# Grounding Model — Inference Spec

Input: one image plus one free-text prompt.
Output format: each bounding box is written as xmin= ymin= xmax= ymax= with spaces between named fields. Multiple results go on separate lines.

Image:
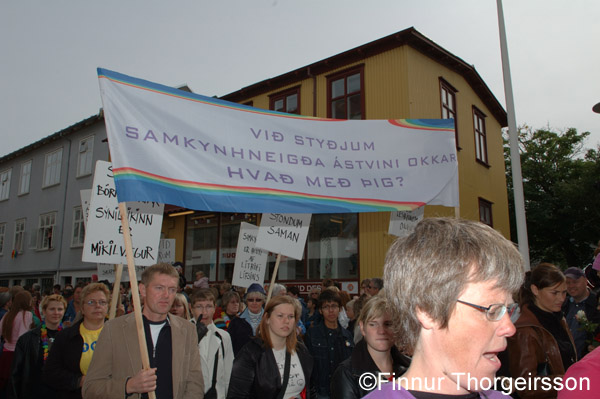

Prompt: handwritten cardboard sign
xmin=388 ymin=207 xmax=424 ymax=237
xmin=231 ymin=223 xmax=269 ymax=288
xmin=97 ymin=263 xmax=146 ymax=282
xmin=82 ymin=161 xmax=164 ymax=266
xmin=256 ymin=213 xmax=311 ymax=260
xmin=157 ymin=239 xmax=176 ymax=264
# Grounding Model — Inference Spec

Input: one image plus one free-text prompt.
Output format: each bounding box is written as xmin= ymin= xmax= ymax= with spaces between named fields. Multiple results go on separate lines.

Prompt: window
xmin=0 ymin=223 xmax=5 ymax=255
xmin=479 ymin=198 xmax=493 ymax=227
xmin=14 ymin=219 xmax=25 ymax=254
xmin=19 ymin=160 xmax=31 ymax=195
xmin=473 ymin=107 xmax=488 ymax=165
xmin=37 ymin=212 xmax=57 ymax=250
xmin=328 ymin=67 xmax=364 ymax=119
xmin=0 ymin=169 xmax=11 ymax=201
xmin=71 ymin=207 xmax=85 ymax=247
xmin=43 ymin=148 xmax=63 ymax=187
xmin=77 ymin=136 xmax=94 ymax=177
xmin=270 ymin=88 xmax=300 ymax=114
xmin=184 ymin=211 xmax=358 ymax=282
xmin=440 ymin=78 xmax=459 ymax=148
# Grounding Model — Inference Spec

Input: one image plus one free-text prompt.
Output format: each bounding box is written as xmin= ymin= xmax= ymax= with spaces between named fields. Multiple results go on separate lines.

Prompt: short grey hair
xmin=384 ymin=217 xmax=524 ymax=354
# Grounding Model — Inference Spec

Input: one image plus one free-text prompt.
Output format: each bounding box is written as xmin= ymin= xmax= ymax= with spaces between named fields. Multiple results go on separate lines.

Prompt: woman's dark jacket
xmin=330 ymin=339 xmax=411 ymax=399
xmin=7 ymin=326 xmax=58 ymax=399
xmin=227 ymin=337 xmax=317 ymax=399
xmin=42 ymin=319 xmax=85 ymax=399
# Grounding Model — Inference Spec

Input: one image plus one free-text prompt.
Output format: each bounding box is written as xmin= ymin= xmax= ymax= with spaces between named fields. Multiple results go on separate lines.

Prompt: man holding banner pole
xmin=83 ymin=263 xmax=203 ymax=399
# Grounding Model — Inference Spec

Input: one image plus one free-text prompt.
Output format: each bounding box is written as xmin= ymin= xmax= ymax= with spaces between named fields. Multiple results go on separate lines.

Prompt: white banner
xmin=82 ymin=161 xmax=165 ymax=265
xmin=231 ymin=222 xmax=269 ymax=288
xmin=98 ymin=68 xmax=458 ymax=214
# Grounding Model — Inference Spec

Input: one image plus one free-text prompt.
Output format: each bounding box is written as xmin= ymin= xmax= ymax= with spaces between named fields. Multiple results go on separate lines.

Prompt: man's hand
xmin=126 ymin=368 xmax=157 ymax=394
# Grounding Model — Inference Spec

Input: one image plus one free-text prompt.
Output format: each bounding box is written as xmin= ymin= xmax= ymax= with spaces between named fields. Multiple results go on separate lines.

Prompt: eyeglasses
xmin=85 ymin=299 xmax=108 ymax=307
xmin=247 ymin=298 xmax=263 ymax=303
xmin=321 ymin=304 xmax=340 ymax=311
xmin=456 ymin=299 xmax=519 ymax=321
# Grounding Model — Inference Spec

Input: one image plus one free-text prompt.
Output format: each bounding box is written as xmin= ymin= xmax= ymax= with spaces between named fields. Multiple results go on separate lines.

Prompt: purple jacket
xmin=364 ymin=382 xmax=507 ymax=399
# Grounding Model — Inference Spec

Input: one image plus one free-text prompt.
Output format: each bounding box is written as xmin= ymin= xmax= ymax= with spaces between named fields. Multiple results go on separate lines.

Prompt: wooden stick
xmin=266 ymin=253 xmax=282 ymax=303
xmin=108 ymin=263 xmax=123 ymax=320
xmin=118 ymin=202 xmax=156 ymax=399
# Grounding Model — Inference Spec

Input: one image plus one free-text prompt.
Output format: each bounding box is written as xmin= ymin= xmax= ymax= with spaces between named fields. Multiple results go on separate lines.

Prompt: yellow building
xmin=164 ymin=27 xmax=509 ymax=294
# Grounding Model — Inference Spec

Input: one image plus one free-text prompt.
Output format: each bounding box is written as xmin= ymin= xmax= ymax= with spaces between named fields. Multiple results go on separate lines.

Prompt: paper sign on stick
xmin=157 ymin=239 xmax=176 ymax=264
xmin=231 ymin=223 xmax=269 ymax=288
xmin=97 ymin=263 xmax=145 ymax=282
xmin=388 ymin=207 xmax=425 ymax=237
xmin=256 ymin=213 xmax=311 ymax=260
xmin=80 ymin=189 xmax=92 ymax=228
xmin=82 ymin=161 xmax=164 ymax=265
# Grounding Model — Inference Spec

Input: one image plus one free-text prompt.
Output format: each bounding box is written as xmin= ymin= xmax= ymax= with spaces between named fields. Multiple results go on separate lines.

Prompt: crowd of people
xmin=0 ymin=217 xmax=599 ymax=399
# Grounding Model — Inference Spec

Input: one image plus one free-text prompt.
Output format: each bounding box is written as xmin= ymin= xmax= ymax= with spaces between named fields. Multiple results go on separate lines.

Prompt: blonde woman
xmin=170 ymin=293 xmax=192 ymax=320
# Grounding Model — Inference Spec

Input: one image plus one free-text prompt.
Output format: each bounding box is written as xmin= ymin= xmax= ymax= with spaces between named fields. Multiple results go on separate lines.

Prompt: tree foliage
xmin=504 ymin=127 xmax=600 ymax=268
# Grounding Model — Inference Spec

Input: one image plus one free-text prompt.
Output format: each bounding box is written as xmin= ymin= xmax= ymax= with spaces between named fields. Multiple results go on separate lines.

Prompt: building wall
xmin=0 ymin=118 xmax=109 ymax=286
xmin=221 ymin=43 xmax=510 ymax=281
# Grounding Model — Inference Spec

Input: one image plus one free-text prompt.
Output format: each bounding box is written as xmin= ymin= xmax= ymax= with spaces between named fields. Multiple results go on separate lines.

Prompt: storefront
xmin=181 ymin=211 xmax=359 ymax=294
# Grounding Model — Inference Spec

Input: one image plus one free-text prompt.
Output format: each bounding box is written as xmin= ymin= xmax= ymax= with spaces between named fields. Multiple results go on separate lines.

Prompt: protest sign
xmin=231 ymin=223 xmax=269 ymax=288
xmin=97 ymin=263 xmax=145 ymax=282
xmin=98 ymin=68 xmax=458 ymax=214
xmin=388 ymin=206 xmax=425 ymax=237
xmin=256 ymin=213 xmax=311 ymax=260
xmin=157 ymin=239 xmax=175 ymax=264
xmin=82 ymin=160 xmax=164 ymax=265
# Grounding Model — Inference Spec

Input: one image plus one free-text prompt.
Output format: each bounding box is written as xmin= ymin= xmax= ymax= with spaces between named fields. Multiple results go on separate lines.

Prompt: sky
xmin=1 ymin=0 xmax=599 ymax=158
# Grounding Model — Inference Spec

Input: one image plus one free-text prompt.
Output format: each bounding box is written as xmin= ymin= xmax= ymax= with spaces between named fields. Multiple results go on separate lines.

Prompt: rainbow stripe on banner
xmin=97 ymin=68 xmax=458 ymax=214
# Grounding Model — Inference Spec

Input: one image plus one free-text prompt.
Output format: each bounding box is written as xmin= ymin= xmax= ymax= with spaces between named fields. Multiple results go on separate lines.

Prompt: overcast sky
xmin=2 ymin=0 xmax=599 ymax=158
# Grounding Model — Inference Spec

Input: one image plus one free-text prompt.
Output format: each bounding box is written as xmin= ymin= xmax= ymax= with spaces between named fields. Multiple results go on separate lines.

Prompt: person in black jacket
xmin=7 ymin=294 xmax=67 ymax=399
xmin=330 ymin=296 xmax=410 ymax=399
xmin=304 ymin=289 xmax=354 ymax=399
xmin=227 ymin=295 xmax=316 ymax=399
xmin=42 ymin=283 xmax=110 ymax=399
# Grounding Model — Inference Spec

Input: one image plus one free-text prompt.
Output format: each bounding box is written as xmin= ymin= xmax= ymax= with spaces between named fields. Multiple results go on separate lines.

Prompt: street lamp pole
xmin=496 ymin=0 xmax=530 ymax=270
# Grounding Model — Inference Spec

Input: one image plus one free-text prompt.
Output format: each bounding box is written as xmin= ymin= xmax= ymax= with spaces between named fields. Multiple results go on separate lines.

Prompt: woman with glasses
xmin=228 ymin=295 xmax=316 ymax=399
xmin=331 ymin=296 xmax=410 ymax=399
xmin=7 ymin=294 xmax=67 ymax=399
xmin=507 ymin=263 xmax=576 ymax=398
xmin=228 ymin=283 xmax=265 ymax=355
xmin=43 ymin=283 xmax=110 ymax=399
xmin=366 ymin=218 xmax=523 ymax=398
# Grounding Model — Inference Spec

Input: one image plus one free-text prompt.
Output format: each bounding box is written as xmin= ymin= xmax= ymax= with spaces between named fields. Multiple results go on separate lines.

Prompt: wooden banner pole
xmin=266 ymin=253 xmax=282 ymax=304
xmin=118 ymin=202 xmax=156 ymax=399
xmin=108 ymin=263 xmax=124 ymax=320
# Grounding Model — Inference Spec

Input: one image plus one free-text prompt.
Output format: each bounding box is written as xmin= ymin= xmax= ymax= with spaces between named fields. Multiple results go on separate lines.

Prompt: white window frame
xmin=14 ymin=218 xmax=26 ymax=254
xmin=43 ymin=148 xmax=63 ymax=188
xmin=77 ymin=136 xmax=94 ymax=177
xmin=18 ymin=160 xmax=32 ymax=195
xmin=0 ymin=169 xmax=11 ymax=201
xmin=37 ymin=212 xmax=57 ymax=250
xmin=71 ymin=207 xmax=85 ymax=247
xmin=0 ymin=223 xmax=5 ymax=255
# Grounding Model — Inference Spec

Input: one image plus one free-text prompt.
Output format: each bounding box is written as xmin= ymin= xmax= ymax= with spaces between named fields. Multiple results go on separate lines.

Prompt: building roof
xmin=1 ymin=111 xmax=104 ymax=163
xmin=220 ymin=27 xmax=507 ymax=126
